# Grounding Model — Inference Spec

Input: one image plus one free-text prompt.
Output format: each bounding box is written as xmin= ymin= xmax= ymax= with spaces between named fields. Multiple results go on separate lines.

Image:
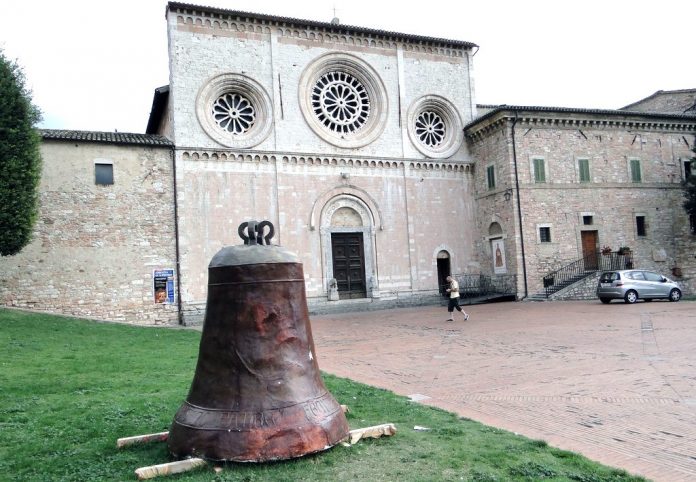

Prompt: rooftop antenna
xmin=330 ymin=6 xmax=339 ymax=25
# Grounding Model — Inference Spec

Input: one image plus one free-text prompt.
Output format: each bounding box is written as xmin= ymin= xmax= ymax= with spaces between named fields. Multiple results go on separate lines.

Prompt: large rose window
xmin=312 ymin=71 xmax=370 ymax=135
xmin=299 ymin=53 xmax=387 ymax=148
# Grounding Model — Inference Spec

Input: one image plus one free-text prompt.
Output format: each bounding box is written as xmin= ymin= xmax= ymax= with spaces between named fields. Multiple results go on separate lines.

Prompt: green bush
xmin=0 ymin=49 xmax=42 ymax=256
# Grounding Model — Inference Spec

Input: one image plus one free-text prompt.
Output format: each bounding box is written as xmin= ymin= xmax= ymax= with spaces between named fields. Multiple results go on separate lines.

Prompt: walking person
xmin=445 ymin=275 xmax=469 ymax=321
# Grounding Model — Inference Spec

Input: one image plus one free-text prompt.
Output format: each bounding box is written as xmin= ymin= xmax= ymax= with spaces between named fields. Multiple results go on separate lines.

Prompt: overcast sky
xmin=1 ymin=0 xmax=693 ymax=133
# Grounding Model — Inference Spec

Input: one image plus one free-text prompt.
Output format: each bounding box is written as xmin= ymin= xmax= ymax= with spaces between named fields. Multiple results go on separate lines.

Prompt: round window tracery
xmin=196 ymin=73 xmax=273 ymax=148
xmin=212 ymin=93 xmax=256 ymax=135
xmin=299 ymin=53 xmax=387 ymax=148
xmin=407 ymin=95 xmax=464 ymax=159
xmin=415 ymin=110 xmax=446 ymax=147
xmin=312 ymin=71 xmax=370 ymax=134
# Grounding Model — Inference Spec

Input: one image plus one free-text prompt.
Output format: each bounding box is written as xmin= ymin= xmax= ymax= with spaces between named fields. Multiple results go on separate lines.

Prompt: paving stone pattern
xmin=311 ymin=300 xmax=696 ymax=481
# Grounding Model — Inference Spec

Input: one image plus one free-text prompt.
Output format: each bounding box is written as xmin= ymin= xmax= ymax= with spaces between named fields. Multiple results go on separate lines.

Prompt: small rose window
xmin=196 ymin=73 xmax=273 ymax=148
xmin=212 ymin=93 xmax=256 ymax=135
xmin=415 ymin=110 xmax=446 ymax=147
xmin=407 ymin=95 xmax=463 ymax=159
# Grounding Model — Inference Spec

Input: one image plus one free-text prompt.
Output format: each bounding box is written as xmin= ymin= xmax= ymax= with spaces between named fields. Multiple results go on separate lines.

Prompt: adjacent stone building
xmin=0 ymin=131 xmax=178 ymax=324
xmin=1 ymin=2 xmax=695 ymax=324
xmin=466 ymin=106 xmax=696 ymax=297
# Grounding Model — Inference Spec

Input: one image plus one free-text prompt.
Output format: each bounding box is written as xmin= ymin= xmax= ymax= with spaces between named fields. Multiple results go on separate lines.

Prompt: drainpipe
xmin=171 ymin=147 xmax=184 ymax=325
xmin=511 ymin=113 xmax=528 ymax=298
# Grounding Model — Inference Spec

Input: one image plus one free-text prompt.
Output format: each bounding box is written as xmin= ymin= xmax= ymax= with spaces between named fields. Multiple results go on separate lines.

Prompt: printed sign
xmin=153 ymin=269 xmax=175 ymax=304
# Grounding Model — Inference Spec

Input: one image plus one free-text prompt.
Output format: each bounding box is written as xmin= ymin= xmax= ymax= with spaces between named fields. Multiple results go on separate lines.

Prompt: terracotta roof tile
xmin=40 ymin=129 xmax=173 ymax=147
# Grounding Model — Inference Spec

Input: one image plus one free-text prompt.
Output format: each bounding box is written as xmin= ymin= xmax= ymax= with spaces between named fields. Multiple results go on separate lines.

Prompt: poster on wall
xmin=153 ymin=269 xmax=175 ymax=304
xmin=491 ymin=239 xmax=506 ymax=274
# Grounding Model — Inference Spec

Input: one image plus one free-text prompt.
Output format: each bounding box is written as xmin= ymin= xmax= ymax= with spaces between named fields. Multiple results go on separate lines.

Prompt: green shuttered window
xmin=533 ymin=158 xmax=545 ymax=183
xmin=578 ymin=159 xmax=590 ymax=182
xmin=630 ymin=160 xmax=642 ymax=183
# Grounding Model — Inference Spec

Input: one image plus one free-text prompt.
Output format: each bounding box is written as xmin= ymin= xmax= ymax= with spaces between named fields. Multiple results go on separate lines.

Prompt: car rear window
xmin=600 ymin=272 xmax=619 ymax=282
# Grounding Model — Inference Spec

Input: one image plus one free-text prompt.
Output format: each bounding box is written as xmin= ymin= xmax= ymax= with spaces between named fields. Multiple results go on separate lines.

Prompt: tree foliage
xmin=0 ymin=49 xmax=42 ymax=256
xmin=684 ymin=148 xmax=696 ymax=218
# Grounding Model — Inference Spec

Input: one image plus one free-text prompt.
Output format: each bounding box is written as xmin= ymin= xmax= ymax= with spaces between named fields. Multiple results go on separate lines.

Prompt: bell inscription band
xmin=168 ymin=221 xmax=349 ymax=462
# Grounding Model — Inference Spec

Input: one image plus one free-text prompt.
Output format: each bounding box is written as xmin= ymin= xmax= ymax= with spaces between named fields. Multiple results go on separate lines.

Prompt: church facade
xmin=1 ymin=2 xmax=695 ymax=324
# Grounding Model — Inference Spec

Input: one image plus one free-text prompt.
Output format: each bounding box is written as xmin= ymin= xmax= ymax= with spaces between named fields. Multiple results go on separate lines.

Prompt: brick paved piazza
xmin=310 ymin=300 xmax=696 ymax=481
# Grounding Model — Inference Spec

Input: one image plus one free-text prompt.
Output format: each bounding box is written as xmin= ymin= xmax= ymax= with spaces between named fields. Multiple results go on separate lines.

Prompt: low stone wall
xmin=549 ymin=273 xmax=601 ymax=301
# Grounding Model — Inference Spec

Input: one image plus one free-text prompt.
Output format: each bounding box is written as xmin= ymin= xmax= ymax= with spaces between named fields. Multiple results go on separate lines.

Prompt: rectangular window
xmin=486 ymin=165 xmax=496 ymax=190
xmin=533 ymin=158 xmax=546 ymax=183
xmin=95 ymin=163 xmax=114 ymax=185
xmin=582 ymin=215 xmax=593 ymax=225
xmin=686 ymin=160 xmax=693 ymax=179
xmin=539 ymin=226 xmax=551 ymax=243
xmin=578 ymin=159 xmax=590 ymax=182
xmin=636 ymin=215 xmax=646 ymax=236
xmin=630 ymin=159 xmax=642 ymax=183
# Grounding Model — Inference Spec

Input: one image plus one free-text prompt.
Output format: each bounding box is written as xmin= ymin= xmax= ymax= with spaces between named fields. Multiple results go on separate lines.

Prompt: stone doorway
xmin=331 ymin=232 xmax=367 ymax=299
xmin=319 ymin=193 xmax=379 ymax=300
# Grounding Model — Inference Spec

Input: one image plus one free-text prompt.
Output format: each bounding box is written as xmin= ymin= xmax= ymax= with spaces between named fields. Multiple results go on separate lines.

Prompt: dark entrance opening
xmin=436 ymin=252 xmax=451 ymax=297
xmin=331 ymin=232 xmax=366 ymax=299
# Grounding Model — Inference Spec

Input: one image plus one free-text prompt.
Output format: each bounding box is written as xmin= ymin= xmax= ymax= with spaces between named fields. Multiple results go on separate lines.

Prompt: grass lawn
xmin=0 ymin=308 xmax=647 ymax=481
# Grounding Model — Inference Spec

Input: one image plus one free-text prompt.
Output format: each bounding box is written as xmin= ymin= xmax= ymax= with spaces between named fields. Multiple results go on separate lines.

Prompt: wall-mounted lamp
xmin=340 ymin=172 xmax=350 ymax=180
xmin=503 ymin=188 xmax=513 ymax=202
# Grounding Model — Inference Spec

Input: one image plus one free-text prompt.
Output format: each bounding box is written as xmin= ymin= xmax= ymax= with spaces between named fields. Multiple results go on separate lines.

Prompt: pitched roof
xmin=167 ymin=2 xmax=478 ymax=50
xmin=620 ymin=89 xmax=696 ymax=114
xmin=146 ymin=85 xmax=169 ymax=135
xmin=465 ymin=104 xmax=696 ymax=132
xmin=40 ymin=129 xmax=173 ymax=147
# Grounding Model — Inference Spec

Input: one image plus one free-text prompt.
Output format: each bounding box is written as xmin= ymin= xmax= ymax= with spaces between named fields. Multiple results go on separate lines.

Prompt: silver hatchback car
xmin=597 ymin=270 xmax=681 ymax=304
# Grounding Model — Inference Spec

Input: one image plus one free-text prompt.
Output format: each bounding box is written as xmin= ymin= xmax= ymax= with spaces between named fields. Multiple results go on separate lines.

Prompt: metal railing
xmin=442 ymin=274 xmax=518 ymax=300
xmin=542 ymin=251 xmax=634 ymax=297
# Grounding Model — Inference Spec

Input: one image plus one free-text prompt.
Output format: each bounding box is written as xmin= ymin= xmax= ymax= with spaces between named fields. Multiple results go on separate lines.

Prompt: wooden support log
xmin=348 ymin=423 xmax=397 ymax=445
xmin=134 ymin=458 xmax=207 ymax=480
xmin=116 ymin=431 xmax=169 ymax=449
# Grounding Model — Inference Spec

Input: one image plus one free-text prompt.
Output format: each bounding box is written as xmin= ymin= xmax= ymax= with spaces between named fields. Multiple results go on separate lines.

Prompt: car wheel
xmin=600 ymin=297 xmax=611 ymax=304
xmin=669 ymin=288 xmax=682 ymax=302
xmin=624 ymin=290 xmax=638 ymax=304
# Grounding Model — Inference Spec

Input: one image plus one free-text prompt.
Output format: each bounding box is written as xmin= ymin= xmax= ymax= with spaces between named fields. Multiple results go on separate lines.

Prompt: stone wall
xmin=166 ymin=7 xmax=476 ymax=158
xmin=173 ymin=150 xmax=475 ymax=323
xmin=0 ymin=139 xmax=178 ymax=324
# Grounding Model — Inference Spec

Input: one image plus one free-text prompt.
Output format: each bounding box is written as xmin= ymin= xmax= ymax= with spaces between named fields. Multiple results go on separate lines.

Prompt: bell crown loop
xmin=238 ymin=220 xmax=274 ymax=246
xmin=209 ymin=221 xmax=298 ymax=268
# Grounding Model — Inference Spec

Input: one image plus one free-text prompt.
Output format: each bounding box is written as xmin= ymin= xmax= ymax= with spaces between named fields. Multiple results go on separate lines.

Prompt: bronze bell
xmin=168 ymin=221 xmax=349 ymax=462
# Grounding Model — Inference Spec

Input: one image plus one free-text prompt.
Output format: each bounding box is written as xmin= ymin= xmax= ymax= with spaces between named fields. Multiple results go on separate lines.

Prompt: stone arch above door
xmin=310 ymin=185 xmax=384 ymax=231
xmin=318 ymin=193 xmax=380 ymax=299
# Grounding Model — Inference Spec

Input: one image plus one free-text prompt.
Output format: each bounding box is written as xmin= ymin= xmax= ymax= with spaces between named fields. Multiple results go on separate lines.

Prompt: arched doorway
xmin=320 ymin=195 xmax=378 ymax=300
xmin=436 ymin=250 xmax=451 ymax=296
